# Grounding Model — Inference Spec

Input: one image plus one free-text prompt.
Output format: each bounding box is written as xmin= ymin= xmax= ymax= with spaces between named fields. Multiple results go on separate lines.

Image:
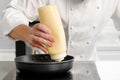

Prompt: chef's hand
xmin=27 ymin=23 xmax=55 ymax=53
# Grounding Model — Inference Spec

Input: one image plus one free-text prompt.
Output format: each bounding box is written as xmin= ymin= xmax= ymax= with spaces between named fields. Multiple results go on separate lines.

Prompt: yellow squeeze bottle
xmin=38 ymin=5 xmax=67 ymax=61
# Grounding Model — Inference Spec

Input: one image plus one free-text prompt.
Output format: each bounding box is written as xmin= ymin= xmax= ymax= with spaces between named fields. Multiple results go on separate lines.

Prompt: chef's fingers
xmin=30 ymin=41 xmax=48 ymax=54
xmin=33 ymin=31 xmax=55 ymax=42
xmin=31 ymin=35 xmax=53 ymax=47
xmin=34 ymin=23 xmax=51 ymax=34
xmin=33 ymin=41 xmax=46 ymax=48
xmin=29 ymin=41 xmax=48 ymax=54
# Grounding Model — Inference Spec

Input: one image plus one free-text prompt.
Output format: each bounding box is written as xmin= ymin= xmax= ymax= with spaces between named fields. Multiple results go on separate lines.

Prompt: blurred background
xmin=0 ymin=0 xmax=120 ymax=61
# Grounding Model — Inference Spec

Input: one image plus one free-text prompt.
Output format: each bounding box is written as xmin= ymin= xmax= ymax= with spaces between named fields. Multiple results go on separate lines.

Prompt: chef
xmin=1 ymin=0 xmax=120 ymax=61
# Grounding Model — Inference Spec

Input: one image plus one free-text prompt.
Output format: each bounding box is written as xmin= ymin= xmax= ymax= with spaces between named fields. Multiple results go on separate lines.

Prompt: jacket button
xmin=86 ymin=70 xmax=90 ymax=74
xmin=80 ymin=55 xmax=83 ymax=58
xmin=70 ymin=41 xmax=73 ymax=45
xmin=97 ymin=6 xmax=100 ymax=9
xmin=70 ymin=27 xmax=73 ymax=30
xmin=86 ymin=41 xmax=91 ymax=45
xmin=70 ymin=7 xmax=74 ymax=11
xmin=93 ymin=25 xmax=96 ymax=29
xmin=86 ymin=41 xmax=90 ymax=45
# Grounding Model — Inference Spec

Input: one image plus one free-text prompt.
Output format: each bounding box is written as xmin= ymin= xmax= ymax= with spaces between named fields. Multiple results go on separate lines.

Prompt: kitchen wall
xmin=96 ymin=20 xmax=120 ymax=60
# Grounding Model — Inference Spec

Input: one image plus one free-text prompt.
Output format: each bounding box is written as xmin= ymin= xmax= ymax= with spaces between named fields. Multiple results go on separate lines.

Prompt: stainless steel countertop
xmin=0 ymin=62 xmax=15 ymax=80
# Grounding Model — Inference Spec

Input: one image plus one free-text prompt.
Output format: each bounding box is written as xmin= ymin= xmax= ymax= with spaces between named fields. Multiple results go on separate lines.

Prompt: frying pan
xmin=15 ymin=54 xmax=74 ymax=74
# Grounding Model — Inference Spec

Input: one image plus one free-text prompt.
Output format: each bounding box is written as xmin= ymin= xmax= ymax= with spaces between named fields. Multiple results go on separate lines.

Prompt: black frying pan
xmin=15 ymin=54 xmax=74 ymax=74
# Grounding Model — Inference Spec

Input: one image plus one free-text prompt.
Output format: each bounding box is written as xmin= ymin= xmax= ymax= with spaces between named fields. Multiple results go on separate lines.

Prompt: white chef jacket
xmin=1 ymin=0 xmax=120 ymax=61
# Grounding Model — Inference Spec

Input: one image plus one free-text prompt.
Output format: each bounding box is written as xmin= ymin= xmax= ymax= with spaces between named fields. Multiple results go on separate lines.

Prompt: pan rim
xmin=15 ymin=54 xmax=74 ymax=65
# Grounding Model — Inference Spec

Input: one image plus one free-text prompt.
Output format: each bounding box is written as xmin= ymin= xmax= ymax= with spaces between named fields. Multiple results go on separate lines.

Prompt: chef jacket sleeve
xmin=112 ymin=1 xmax=120 ymax=31
xmin=0 ymin=0 xmax=37 ymax=36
